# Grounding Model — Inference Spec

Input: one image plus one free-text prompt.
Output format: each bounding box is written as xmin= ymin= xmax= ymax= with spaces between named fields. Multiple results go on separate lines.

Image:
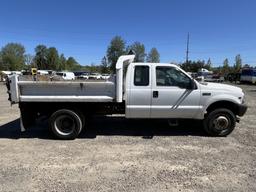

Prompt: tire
xmin=203 ymin=108 xmax=236 ymax=136
xmin=76 ymin=110 xmax=86 ymax=131
xmin=49 ymin=109 xmax=83 ymax=140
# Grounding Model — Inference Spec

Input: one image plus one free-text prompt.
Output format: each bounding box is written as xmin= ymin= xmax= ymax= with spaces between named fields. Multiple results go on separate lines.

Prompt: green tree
xmin=127 ymin=42 xmax=146 ymax=62
xmin=100 ymin=56 xmax=109 ymax=73
xmin=234 ymin=54 xmax=242 ymax=72
xmin=34 ymin=45 xmax=48 ymax=69
xmin=0 ymin=43 xmax=25 ymax=70
xmin=205 ymin=58 xmax=212 ymax=70
xmin=0 ymin=52 xmax=2 ymax=70
xmin=181 ymin=60 xmax=206 ymax=72
xmin=222 ymin=58 xmax=229 ymax=74
xmin=24 ymin=54 xmax=34 ymax=66
xmin=0 ymin=51 xmax=6 ymax=70
xmin=24 ymin=54 xmax=35 ymax=70
xmin=46 ymin=47 xmax=59 ymax=70
xmin=146 ymin=48 xmax=160 ymax=63
xmin=59 ymin=54 xmax=66 ymax=70
xmin=107 ymin=36 xmax=126 ymax=72
xmin=66 ymin=57 xmax=80 ymax=71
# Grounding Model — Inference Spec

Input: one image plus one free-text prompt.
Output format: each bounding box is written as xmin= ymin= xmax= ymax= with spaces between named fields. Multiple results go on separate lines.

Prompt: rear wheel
xmin=49 ymin=109 xmax=83 ymax=140
xmin=203 ymin=108 xmax=236 ymax=136
xmin=76 ymin=110 xmax=86 ymax=130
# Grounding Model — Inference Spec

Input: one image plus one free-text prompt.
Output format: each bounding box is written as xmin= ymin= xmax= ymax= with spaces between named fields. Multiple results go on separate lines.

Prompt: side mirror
xmin=180 ymin=79 xmax=196 ymax=90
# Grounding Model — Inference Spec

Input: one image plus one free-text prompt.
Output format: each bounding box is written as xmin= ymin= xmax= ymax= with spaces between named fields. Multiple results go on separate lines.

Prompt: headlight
xmin=238 ymin=94 xmax=245 ymax=104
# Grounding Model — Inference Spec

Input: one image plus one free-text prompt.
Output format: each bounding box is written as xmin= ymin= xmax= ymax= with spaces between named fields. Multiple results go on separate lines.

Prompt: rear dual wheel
xmin=49 ymin=109 xmax=84 ymax=140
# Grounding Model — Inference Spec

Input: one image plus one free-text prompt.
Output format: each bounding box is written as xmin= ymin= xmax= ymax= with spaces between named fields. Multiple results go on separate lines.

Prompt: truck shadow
xmin=0 ymin=117 xmax=207 ymax=140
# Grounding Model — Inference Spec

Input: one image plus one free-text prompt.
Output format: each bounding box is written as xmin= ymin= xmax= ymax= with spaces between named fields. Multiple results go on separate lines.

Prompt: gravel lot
xmin=0 ymin=82 xmax=255 ymax=192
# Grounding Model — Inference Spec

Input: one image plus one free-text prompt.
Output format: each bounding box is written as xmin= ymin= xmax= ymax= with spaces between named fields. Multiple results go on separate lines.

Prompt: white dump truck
xmin=6 ymin=55 xmax=247 ymax=139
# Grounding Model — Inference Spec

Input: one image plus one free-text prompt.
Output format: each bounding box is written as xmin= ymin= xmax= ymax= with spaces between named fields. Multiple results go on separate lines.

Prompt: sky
xmin=0 ymin=0 xmax=256 ymax=66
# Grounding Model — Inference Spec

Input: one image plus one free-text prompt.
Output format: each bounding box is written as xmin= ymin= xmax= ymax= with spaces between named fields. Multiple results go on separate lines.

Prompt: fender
xmin=195 ymin=93 xmax=242 ymax=119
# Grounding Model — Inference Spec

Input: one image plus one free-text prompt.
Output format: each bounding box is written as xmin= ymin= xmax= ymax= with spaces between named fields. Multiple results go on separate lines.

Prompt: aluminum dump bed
xmin=7 ymin=55 xmax=135 ymax=104
xmin=8 ymin=75 xmax=115 ymax=103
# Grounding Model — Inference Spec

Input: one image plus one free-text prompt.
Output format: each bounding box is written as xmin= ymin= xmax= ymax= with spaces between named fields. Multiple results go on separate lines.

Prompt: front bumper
xmin=237 ymin=104 xmax=248 ymax=116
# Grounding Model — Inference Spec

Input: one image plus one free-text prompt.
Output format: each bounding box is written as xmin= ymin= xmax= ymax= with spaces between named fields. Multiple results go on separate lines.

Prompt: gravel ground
xmin=0 ymin=82 xmax=255 ymax=192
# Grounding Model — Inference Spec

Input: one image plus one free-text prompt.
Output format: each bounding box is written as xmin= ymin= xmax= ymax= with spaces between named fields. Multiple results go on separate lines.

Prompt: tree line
xmin=220 ymin=54 xmax=242 ymax=74
xmin=0 ymin=43 xmax=81 ymax=71
xmin=180 ymin=58 xmax=212 ymax=73
xmin=180 ymin=54 xmax=243 ymax=75
xmin=0 ymin=36 xmax=244 ymax=75
xmin=0 ymin=36 xmax=160 ymax=73
xmin=105 ymin=36 xmax=160 ymax=72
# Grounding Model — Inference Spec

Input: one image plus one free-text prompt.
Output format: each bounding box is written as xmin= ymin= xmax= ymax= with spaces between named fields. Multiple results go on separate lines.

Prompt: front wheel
xmin=49 ymin=109 xmax=83 ymax=140
xmin=203 ymin=108 xmax=236 ymax=136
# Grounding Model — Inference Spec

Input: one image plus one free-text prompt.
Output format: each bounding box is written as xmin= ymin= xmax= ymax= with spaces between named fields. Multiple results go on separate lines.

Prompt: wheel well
xmin=206 ymin=101 xmax=239 ymax=116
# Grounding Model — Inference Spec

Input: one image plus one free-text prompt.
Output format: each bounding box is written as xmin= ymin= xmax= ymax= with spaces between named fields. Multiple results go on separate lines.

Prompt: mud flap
xmin=20 ymin=114 xmax=26 ymax=132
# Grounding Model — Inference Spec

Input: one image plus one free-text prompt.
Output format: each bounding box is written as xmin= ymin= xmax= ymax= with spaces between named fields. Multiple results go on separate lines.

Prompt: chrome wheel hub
xmin=213 ymin=116 xmax=229 ymax=130
xmin=54 ymin=115 xmax=75 ymax=136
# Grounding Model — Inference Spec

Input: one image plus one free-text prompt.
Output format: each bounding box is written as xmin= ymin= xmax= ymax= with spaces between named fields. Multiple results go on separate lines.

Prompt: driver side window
xmin=156 ymin=66 xmax=191 ymax=88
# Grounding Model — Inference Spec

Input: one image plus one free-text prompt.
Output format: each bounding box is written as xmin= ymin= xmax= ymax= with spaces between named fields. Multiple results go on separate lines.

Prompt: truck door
xmin=126 ymin=65 xmax=152 ymax=118
xmin=151 ymin=66 xmax=200 ymax=118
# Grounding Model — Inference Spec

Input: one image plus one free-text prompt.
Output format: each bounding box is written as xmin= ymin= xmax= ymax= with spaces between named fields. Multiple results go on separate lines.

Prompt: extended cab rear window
xmin=134 ymin=66 xmax=149 ymax=86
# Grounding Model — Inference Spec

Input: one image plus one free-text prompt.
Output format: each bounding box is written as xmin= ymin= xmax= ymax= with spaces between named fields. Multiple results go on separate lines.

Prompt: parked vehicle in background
xmin=198 ymin=68 xmax=213 ymax=77
xmin=187 ymin=72 xmax=198 ymax=79
xmin=89 ymin=73 xmax=101 ymax=80
xmin=240 ymin=67 xmax=256 ymax=84
xmin=73 ymin=71 xmax=87 ymax=78
xmin=204 ymin=74 xmax=224 ymax=83
xmin=73 ymin=71 xmax=83 ymax=77
xmin=47 ymin=70 xmax=55 ymax=75
xmin=37 ymin=70 xmax=49 ymax=75
xmin=21 ymin=70 xmax=32 ymax=75
xmin=196 ymin=68 xmax=213 ymax=82
xmin=0 ymin=71 xmax=12 ymax=81
xmin=1 ymin=71 xmax=12 ymax=75
xmin=11 ymin=71 xmax=22 ymax=75
xmin=226 ymin=72 xmax=241 ymax=83
xmin=78 ymin=72 xmax=90 ymax=80
xmin=195 ymin=76 xmax=204 ymax=82
xmin=101 ymin=74 xmax=111 ymax=80
xmin=55 ymin=72 xmax=75 ymax=80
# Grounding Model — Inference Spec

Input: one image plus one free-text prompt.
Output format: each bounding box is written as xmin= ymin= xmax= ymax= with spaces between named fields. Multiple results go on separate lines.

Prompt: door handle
xmin=153 ymin=91 xmax=158 ymax=98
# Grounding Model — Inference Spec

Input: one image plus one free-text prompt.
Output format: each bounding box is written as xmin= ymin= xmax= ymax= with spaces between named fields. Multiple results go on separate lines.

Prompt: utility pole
xmin=186 ymin=33 xmax=190 ymax=64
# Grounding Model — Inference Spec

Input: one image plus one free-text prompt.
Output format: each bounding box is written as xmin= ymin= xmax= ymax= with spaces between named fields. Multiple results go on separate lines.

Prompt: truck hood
xmin=199 ymin=82 xmax=243 ymax=93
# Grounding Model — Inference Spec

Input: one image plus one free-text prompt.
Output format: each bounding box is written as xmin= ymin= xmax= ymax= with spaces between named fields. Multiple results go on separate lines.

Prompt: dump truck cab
xmin=125 ymin=62 xmax=200 ymax=118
